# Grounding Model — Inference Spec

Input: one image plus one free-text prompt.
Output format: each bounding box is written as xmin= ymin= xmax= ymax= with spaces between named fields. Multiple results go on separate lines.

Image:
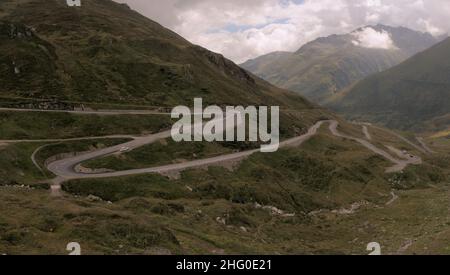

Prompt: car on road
xmin=119 ymin=147 xmax=130 ymax=152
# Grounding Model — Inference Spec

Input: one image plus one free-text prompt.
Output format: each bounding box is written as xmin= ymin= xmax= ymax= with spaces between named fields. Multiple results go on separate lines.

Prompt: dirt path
xmin=386 ymin=191 xmax=399 ymax=206
xmin=416 ymin=137 xmax=436 ymax=154
xmin=362 ymin=125 xmax=372 ymax=140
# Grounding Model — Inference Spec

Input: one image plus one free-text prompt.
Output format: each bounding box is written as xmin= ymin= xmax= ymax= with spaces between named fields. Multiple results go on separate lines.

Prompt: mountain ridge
xmin=0 ymin=0 xmax=315 ymax=112
xmin=241 ymin=24 xmax=441 ymax=105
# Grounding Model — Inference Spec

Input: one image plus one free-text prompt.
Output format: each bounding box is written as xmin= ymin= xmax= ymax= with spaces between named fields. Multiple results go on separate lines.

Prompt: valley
xmin=241 ymin=25 xmax=440 ymax=105
xmin=329 ymin=37 xmax=450 ymax=132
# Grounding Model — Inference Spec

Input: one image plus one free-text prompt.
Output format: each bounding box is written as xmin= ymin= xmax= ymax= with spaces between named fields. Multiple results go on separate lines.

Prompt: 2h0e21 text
xmin=176 ymin=259 xmax=272 ymax=272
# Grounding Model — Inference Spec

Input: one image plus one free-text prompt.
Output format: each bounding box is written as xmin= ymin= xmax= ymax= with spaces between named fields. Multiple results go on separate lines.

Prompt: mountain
xmin=329 ymin=37 xmax=450 ymax=132
xmin=0 ymin=0 xmax=313 ymax=111
xmin=241 ymin=25 xmax=440 ymax=105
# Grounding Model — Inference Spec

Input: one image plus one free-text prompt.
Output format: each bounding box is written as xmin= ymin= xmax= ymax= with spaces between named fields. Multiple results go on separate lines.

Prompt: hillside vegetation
xmin=329 ymin=38 xmax=450 ymax=132
xmin=0 ymin=0 xmax=313 ymax=111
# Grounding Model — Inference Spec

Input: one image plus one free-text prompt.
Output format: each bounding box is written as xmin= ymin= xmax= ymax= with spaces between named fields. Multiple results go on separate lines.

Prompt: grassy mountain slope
xmin=241 ymin=25 xmax=439 ymax=104
xmin=330 ymin=37 xmax=450 ymax=132
xmin=0 ymin=0 xmax=312 ymax=110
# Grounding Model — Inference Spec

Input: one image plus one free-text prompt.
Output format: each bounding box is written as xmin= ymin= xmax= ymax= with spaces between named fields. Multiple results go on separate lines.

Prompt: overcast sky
xmin=115 ymin=0 xmax=450 ymax=63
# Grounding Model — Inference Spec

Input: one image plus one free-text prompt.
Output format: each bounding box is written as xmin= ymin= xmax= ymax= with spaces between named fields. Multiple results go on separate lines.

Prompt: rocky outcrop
xmin=1 ymin=99 xmax=77 ymax=111
xmin=0 ymin=22 xmax=35 ymax=39
xmin=193 ymin=46 xmax=256 ymax=85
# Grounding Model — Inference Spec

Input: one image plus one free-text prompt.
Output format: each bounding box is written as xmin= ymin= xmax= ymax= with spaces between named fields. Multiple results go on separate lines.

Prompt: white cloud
xmin=352 ymin=27 xmax=397 ymax=50
xmin=115 ymin=0 xmax=450 ymax=63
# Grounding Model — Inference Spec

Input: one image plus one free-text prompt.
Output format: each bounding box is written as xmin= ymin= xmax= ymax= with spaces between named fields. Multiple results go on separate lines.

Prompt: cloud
xmin=115 ymin=0 xmax=450 ymax=63
xmin=352 ymin=27 xmax=397 ymax=50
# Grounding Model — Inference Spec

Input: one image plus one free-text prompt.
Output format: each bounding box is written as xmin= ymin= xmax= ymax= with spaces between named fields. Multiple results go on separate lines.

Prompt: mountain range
xmin=241 ymin=25 xmax=441 ymax=105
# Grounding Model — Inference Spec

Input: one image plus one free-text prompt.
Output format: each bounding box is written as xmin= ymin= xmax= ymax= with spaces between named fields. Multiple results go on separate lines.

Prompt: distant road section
xmin=0 ymin=107 xmax=171 ymax=116
xmin=329 ymin=121 xmax=422 ymax=173
xmin=0 ymin=135 xmax=136 ymax=144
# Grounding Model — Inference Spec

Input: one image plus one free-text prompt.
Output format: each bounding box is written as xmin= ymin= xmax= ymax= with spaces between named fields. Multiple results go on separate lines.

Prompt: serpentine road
xmin=328 ymin=121 xmax=422 ymax=173
xmin=45 ymin=120 xmax=423 ymax=185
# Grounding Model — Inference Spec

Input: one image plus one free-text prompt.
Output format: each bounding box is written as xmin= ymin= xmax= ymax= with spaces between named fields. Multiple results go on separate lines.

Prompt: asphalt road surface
xmin=46 ymin=120 xmax=423 ymax=184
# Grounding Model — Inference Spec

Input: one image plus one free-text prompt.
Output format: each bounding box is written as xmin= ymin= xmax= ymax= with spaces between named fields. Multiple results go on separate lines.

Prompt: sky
xmin=115 ymin=0 xmax=450 ymax=63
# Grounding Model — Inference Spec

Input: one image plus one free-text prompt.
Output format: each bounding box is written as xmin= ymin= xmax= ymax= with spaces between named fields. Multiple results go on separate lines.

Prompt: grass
xmin=64 ymin=131 xmax=405 ymax=212
xmin=82 ymin=139 xmax=233 ymax=171
xmin=0 ymin=0 xmax=316 ymax=113
xmin=0 ymin=142 xmax=47 ymax=186
xmin=0 ymin=95 xmax=167 ymax=111
xmin=4 ymin=182 xmax=450 ymax=255
xmin=0 ymin=187 xmax=183 ymax=255
xmin=1 ymin=111 xmax=448 ymax=254
xmin=0 ymin=138 xmax=131 ymax=186
xmin=2 ymin=157 xmax=449 ymax=255
xmin=0 ymin=128 xmax=448 ymax=254
xmin=0 ymin=111 xmax=172 ymax=140
xmin=431 ymin=130 xmax=450 ymax=139
xmin=63 ymin=174 xmax=189 ymax=202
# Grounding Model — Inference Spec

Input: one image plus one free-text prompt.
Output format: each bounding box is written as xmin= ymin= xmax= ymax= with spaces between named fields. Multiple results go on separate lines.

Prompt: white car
xmin=119 ymin=146 xmax=130 ymax=152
